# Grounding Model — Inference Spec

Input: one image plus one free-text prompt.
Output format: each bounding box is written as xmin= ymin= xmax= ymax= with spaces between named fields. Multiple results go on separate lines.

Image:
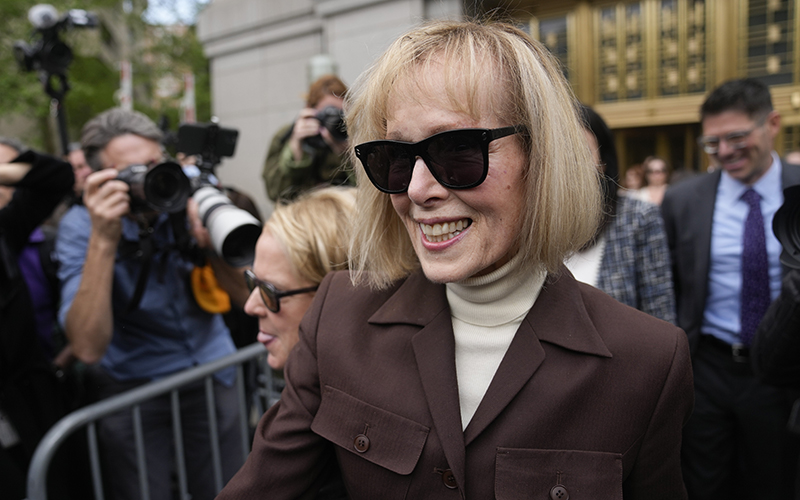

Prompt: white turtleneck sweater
xmin=445 ymin=253 xmax=546 ymax=430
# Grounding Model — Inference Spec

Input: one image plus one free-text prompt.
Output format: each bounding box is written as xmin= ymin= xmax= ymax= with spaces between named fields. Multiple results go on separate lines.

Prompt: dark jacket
xmin=219 ymin=268 xmax=693 ymax=500
xmin=0 ymin=151 xmax=73 ymax=492
xmin=752 ymin=268 xmax=800 ymax=387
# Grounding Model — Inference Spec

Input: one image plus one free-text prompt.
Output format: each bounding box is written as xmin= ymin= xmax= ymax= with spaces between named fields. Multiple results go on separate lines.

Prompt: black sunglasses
xmin=244 ymin=269 xmax=318 ymax=313
xmin=354 ymin=125 xmax=527 ymax=194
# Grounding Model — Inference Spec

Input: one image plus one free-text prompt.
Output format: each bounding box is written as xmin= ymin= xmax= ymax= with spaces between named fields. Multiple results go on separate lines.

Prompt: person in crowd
xmin=262 ymin=74 xmax=353 ymax=202
xmin=785 ymin=150 xmax=800 ymax=165
xmin=245 ymin=186 xmax=355 ymax=370
xmin=56 ymin=108 xmax=245 ymax=500
xmin=67 ymin=142 xmax=91 ymax=199
xmin=621 ymin=162 xmax=644 ymax=193
xmin=750 ymin=196 xmax=800 ymax=500
xmin=631 ymin=155 xmax=671 ymax=205
xmin=0 ymin=138 xmax=74 ymax=498
xmin=661 ymin=77 xmax=800 ymax=499
xmin=566 ymin=106 xmax=676 ymax=323
xmin=219 ymin=20 xmax=693 ymax=500
xmin=44 ymin=142 xmax=92 ymax=229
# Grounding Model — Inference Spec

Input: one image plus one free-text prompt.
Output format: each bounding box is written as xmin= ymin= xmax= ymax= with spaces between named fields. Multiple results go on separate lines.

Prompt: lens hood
xmin=773 ymin=184 xmax=800 ymax=269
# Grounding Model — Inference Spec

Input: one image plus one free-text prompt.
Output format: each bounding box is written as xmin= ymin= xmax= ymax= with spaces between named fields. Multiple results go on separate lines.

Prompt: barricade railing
xmin=26 ymin=342 xmax=277 ymax=500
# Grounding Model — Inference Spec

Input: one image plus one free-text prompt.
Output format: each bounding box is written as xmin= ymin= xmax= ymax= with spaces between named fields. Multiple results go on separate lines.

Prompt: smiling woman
xmin=219 ymin=20 xmax=693 ymax=500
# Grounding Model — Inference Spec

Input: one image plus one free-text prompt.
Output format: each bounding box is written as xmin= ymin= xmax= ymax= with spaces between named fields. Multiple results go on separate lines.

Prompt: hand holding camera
xmin=288 ymin=106 xmax=347 ymax=161
xmin=83 ymin=168 xmax=130 ymax=243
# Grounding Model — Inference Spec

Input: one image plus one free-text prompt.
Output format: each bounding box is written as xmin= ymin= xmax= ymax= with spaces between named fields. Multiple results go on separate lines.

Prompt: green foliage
xmin=0 ymin=0 xmax=211 ymax=153
xmin=64 ymin=55 xmax=118 ymax=139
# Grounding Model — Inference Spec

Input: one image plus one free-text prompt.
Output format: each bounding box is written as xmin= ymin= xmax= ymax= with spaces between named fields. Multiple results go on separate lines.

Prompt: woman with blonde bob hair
xmin=243 ymin=186 xmax=355 ymax=370
xmin=221 ymin=20 xmax=692 ymax=500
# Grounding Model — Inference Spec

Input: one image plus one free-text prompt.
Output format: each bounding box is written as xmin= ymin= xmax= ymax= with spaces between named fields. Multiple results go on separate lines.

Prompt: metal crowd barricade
xmin=25 ymin=342 xmax=281 ymax=500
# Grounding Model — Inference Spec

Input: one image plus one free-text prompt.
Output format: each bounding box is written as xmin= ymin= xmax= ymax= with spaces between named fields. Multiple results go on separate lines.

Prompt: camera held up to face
xmin=302 ymin=106 xmax=347 ymax=154
xmin=115 ymin=121 xmax=261 ymax=267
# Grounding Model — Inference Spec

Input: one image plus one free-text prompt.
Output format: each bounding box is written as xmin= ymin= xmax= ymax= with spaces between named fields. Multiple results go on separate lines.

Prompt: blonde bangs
xmin=346 ymin=20 xmax=602 ymax=288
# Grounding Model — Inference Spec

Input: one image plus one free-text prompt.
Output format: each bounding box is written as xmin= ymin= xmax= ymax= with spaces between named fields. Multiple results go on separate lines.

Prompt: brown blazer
xmin=220 ymin=268 xmax=693 ymax=500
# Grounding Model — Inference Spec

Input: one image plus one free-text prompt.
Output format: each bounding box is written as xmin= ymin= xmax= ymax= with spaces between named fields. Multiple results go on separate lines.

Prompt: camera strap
xmin=123 ymin=211 xmax=204 ymax=313
xmin=125 ymin=223 xmax=154 ymax=313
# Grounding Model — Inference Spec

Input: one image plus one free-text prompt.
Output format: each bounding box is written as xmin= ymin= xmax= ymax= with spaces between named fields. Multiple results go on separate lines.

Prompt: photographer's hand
xmin=319 ymin=127 xmax=349 ymax=156
xmin=289 ymin=108 xmax=323 ymax=162
xmin=83 ymin=168 xmax=130 ymax=243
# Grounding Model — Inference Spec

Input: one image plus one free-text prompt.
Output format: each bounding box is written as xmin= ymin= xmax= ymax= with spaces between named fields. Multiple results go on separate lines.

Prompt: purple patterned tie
xmin=740 ymin=188 xmax=771 ymax=346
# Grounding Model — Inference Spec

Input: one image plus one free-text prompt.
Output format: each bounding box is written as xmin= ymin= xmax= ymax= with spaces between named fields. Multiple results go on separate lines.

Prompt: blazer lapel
xmin=463 ymin=270 xmax=612 ymax=445
xmin=689 ymin=172 xmax=719 ymax=312
xmin=369 ymin=273 xmax=467 ymax=488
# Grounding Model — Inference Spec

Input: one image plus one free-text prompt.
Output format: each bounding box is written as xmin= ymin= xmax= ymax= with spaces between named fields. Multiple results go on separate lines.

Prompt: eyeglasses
xmin=697 ymin=119 xmax=766 ymax=155
xmin=353 ymin=125 xmax=527 ymax=194
xmin=243 ymin=269 xmax=318 ymax=313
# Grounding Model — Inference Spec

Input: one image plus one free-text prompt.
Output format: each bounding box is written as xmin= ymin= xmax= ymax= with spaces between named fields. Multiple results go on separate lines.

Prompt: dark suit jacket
xmin=660 ymin=160 xmax=800 ymax=352
xmin=220 ymin=268 xmax=693 ymax=500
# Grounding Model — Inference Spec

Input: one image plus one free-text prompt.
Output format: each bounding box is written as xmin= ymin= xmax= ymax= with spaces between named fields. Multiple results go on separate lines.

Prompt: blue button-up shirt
xmin=57 ymin=205 xmax=235 ymax=384
xmin=703 ymin=152 xmax=784 ymax=344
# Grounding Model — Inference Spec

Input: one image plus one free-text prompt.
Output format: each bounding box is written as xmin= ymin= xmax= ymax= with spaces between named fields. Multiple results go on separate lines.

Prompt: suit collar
xmin=368 ymin=270 xmax=449 ymax=326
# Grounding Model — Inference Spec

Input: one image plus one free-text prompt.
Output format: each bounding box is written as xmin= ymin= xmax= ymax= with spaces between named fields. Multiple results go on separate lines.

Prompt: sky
xmin=143 ymin=0 xmax=209 ymax=25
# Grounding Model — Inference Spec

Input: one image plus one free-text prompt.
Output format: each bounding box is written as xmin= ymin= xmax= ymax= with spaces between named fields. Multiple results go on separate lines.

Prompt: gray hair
xmin=81 ymin=108 xmax=163 ymax=170
xmin=0 ymin=136 xmax=26 ymax=154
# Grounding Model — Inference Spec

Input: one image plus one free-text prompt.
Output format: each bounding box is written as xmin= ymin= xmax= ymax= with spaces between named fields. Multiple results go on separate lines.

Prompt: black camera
xmin=14 ymin=5 xmax=98 ymax=77
xmin=177 ymin=121 xmax=261 ymax=267
xmin=303 ymin=106 xmax=347 ymax=152
xmin=178 ymin=122 xmax=238 ymax=160
xmin=773 ymin=185 xmax=800 ymax=269
xmin=116 ymin=162 xmax=191 ymax=214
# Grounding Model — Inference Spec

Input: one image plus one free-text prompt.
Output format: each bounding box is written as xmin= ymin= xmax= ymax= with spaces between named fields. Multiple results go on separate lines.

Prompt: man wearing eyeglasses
xmin=661 ymin=78 xmax=800 ymax=499
xmin=55 ymin=108 xmax=245 ymax=500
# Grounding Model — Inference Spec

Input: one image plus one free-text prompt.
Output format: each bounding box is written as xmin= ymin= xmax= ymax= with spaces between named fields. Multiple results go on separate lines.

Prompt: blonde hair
xmin=346 ymin=20 xmax=602 ymax=289
xmin=265 ymin=186 xmax=356 ymax=285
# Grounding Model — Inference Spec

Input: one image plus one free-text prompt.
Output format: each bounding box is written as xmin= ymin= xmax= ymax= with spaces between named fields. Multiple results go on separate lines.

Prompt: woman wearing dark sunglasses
xmin=220 ymin=20 xmax=692 ymax=500
xmin=242 ymin=186 xmax=355 ymax=370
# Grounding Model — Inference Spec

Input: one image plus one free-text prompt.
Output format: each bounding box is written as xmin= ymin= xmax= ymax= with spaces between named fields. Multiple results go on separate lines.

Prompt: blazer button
xmin=353 ymin=434 xmax=370 ymax=453
xmin=441 ymin=469 xmax=457 ymax=489
xmin=550 ymin=485 xmax=569 ymax=500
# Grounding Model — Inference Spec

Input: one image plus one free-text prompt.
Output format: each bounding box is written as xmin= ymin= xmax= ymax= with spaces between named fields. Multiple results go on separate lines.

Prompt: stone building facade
xmin=197 ymin=0 xmax=462 ymax=216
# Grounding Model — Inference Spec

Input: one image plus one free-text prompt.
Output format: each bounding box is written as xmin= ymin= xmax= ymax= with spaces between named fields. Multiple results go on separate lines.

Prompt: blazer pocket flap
xmin=496 ymin=448 xmax=623 ymax=500
xmin=312 ymin=385 xmax=430 ymax=475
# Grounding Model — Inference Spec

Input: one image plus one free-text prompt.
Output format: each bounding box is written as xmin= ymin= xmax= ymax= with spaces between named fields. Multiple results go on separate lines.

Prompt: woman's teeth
xmin=420 ymin=219 xmax=471 ymax=243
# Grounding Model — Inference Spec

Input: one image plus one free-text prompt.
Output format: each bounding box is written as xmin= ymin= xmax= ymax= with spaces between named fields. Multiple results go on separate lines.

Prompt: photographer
xmin=0 ymin=139 xmax=74 ymax=498
xmin=262 ymin=74 xmax=353 ymax=202
xmin=56 ymin=108 xmax=244 ymax=500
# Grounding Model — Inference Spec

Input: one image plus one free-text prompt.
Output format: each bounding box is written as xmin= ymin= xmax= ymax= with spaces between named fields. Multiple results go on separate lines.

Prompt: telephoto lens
xmin=774 ymin=184 xmax=800 ymax=269
xmin=193 ymin=186 xmax=262 ymax=267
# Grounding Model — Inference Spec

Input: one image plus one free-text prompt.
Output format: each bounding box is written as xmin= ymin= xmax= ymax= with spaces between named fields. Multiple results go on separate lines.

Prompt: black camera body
xmin=773 ymin=185 xmax=800 ymax=269
xmin=178 ymin=123 xmax=238 ymax=162
xmin=116 ymin=162 xmax=191 ymax=214
xmin=14 ymin=6 xmax=98 ymax=78
xmin=303 ymin=106 xmax=347 ymax=152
